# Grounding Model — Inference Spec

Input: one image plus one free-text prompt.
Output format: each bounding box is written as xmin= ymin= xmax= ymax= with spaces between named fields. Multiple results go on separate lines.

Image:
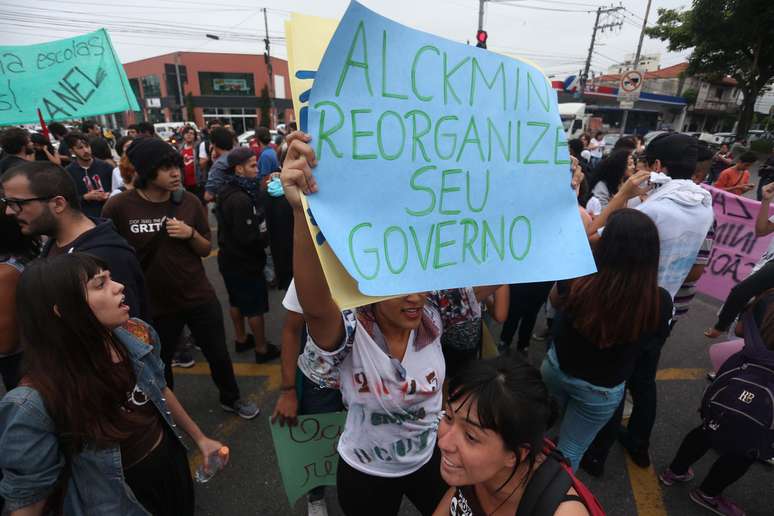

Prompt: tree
xmin=258 ymin=85 xmax=272 ymax=128
xmin=646 ymin=0 xmax=774 ymax=139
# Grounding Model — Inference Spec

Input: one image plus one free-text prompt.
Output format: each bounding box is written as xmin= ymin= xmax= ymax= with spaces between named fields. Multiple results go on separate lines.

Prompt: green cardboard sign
xmin=269 ymin=412 xmax=346 ymax=505
xmin=0 ymin=29 xmax=140 ymax=125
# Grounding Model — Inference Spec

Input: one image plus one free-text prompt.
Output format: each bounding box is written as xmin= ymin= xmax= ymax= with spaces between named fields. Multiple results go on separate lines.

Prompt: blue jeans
xmin=541 ymin=346 xmax=625 ymax=470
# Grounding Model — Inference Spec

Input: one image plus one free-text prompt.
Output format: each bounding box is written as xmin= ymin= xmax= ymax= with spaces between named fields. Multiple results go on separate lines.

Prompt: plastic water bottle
xmin=194 ymin=446 xmax=229 ymax=483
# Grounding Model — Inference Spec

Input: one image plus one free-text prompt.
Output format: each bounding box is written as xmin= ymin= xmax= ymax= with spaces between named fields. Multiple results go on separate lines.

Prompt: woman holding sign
xmin=282 ymin=132 xmax=483 ymax=515
xmin=0 ymin=254 xmax=225 ymax=516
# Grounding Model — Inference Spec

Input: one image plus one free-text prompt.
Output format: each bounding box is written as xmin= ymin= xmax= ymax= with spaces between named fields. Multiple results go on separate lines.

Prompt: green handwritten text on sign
xmin=306 ymin=2 xmax=596 ymax=296
xmin=0 ymin=29 xmax=140 ymax=126
xmin=269 ymin=412 xmax=346 ymax=506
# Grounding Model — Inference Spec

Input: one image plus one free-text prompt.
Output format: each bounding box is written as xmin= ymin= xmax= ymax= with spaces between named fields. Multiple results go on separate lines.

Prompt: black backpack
xmin=515 ymin=439 xmax=605 ymax=516
xmin=701 ymin=311 xmax=774 ymax=460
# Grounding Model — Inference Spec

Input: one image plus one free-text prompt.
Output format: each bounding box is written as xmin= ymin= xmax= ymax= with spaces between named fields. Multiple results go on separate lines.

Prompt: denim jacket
xmin=0 ymin=319 xmax=184 ymax=515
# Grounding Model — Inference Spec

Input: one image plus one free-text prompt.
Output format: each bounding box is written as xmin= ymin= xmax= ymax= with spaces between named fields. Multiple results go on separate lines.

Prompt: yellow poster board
xmin=286 ymin=13 xmax=396 ymax=310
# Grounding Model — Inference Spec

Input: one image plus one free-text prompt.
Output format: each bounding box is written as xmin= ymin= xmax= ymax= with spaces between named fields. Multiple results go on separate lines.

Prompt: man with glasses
xmin=1 ymin=162 xmax=148 ymax=321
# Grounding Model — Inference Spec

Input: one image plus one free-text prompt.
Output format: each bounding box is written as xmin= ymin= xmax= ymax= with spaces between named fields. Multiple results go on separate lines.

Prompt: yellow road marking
xmin=205 ymin=249 xmax=219 ymax=258
xmin=625 ymin=456 xmax=668 ymax=516
xmin=655 ymin=368 xmax=706 ymax=381
xmin=178 ymin=363 xmax=280 ymax=476
xmin=175 ymin=362 xmax=280 ymax=380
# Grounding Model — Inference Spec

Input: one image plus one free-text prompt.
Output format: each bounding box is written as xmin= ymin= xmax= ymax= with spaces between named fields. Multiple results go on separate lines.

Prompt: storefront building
xmin=122 ymin=51 xmax=293 ymax=133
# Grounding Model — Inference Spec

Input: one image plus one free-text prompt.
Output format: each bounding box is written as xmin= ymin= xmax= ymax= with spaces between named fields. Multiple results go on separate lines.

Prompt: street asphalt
xmin=180 ymin=250 xmax=772 ymax=516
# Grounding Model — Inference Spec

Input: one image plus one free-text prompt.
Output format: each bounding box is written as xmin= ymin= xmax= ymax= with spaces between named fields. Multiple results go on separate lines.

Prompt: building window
xmin=199 ymin=72 xmax=255 ymax=96
xmin=715 ymin=87 xmax=723 ymax=100
xmin=201 ymin=107 xmax=257 ymax=135
xmin=141 ymin=75 xmax=161 ymax=98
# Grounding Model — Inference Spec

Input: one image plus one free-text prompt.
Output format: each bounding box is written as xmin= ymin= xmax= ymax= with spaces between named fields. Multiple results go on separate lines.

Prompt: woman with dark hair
xmin=433 ymin=356 xmax=593 ymax=516
xmin=541 ymin=209 xmax=672 ymax=470
xmin=585 ymin=149 xmax=634 ymax=216
xmin=660 ymin=291 xmax=774 ymax=516
xmin=0 ymin=253 xmax=224 ymax=515
xmin=0 ymin=209 xmax=39 ymax=390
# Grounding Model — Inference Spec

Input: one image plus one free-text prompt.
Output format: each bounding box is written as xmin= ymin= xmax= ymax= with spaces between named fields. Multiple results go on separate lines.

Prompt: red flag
xmin=37 ymin=109 xmax=50 ymax=140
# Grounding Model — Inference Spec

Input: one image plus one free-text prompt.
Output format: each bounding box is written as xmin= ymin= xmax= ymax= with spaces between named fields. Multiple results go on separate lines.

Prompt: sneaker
xmin=618 ymin=427 xmax=651 ymax=468
xmin=235 ymin=334 xmax=255 ymax=353
xmin=707 ymin=371 xmax=717 ymax=382
xmin=171 ymin=351 xmax=195 ymax=368
xmin=221 ymin=399 xmax=260 ymax=420
xmin=689 ymin=488 xmax=746 ymax=516
xmin=659 ymin=467 xmax=694 ymax=486
xmin=255 ymin=342 xmax=281 ymax=364
xmin=580 ymin=454 xmax=604 ymax=478
xmin=307 ymin=498 xmax=329 ymax=516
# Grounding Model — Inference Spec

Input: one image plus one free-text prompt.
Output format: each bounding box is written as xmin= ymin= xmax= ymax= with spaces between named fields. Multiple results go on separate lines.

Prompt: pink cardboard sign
xmin=696 ymin=185 xmax=773 ymax=301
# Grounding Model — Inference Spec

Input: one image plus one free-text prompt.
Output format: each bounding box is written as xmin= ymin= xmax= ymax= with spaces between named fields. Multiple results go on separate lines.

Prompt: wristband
xmin=188 ymin=227 xmax=196 ymax=240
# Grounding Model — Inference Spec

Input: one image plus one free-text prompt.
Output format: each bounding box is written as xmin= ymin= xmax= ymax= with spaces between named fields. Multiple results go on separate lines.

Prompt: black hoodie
xmin=42 ymin=218 xmax=150 ymax=322
xmin=216 ymin=182 xmax=266 ymax=276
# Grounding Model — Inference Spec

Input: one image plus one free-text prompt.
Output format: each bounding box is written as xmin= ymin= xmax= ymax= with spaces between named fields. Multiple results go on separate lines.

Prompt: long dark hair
xmin=17 ymin=253 xmax=132 ymax=453
xmin=589 ymin=149 xmax=631 ymax=197
xmin=448 ymin=356 xmax=558 ymax=490
xmin=564 ymin=209 xmax=661 ymax=348
xmin=0 ymin=211 xmax=39 ymax=263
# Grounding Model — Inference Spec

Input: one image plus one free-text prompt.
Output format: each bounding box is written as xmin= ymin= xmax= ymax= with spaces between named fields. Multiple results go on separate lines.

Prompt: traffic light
xmin=476 ymin=30 xmax=488 ymax=49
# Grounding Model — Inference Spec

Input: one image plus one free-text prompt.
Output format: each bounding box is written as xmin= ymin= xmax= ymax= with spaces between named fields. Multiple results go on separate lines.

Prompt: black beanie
xmin=126 ymin=137 xmax=177 ymax=178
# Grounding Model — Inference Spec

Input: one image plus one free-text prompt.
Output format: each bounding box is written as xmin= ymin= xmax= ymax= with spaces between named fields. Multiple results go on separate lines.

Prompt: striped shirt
xmin=673 ymin=221 xmax=716 ymax=318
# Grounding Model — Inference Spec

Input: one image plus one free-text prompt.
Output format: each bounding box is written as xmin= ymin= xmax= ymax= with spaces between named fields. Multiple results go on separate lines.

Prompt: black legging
xmin=336 ymin=447 xmax=447 ymax=516
xmin=669 ymin=425 xmax=755 ymax=497
xmin=500 ymin=281 xmax=553 ymax=350
xmin=713 ymin=260 xmax=774 ymax=331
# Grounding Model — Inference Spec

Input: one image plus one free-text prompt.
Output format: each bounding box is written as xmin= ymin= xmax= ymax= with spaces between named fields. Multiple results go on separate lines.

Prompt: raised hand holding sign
xmin=305 ymin=2 xmax=595 ymax=296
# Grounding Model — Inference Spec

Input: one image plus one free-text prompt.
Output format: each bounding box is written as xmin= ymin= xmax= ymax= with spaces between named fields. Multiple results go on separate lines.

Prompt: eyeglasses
xmin=0 ymin=196 xmax=54 ymax=213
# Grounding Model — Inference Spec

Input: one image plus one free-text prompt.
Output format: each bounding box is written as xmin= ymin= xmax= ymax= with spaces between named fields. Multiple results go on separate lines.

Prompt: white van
xmin=153 ymin=122 xmax=198 ymax=142
xmin=559 ymin=103 xmax=590 ymax=139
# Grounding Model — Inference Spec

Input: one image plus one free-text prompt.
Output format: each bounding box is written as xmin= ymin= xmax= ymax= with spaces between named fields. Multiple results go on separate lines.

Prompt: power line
xmin=490 ymin=1 xmax=595 ymax=13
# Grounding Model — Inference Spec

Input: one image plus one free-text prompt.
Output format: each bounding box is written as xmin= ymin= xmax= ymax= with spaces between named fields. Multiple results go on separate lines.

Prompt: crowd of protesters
xmin=0 ymin=117 xmax=772 ymax=516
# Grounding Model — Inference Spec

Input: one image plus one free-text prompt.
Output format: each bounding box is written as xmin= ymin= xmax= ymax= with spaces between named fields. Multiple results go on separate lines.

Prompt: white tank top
xmin=299 ymin=306 xmax=445 ymax=477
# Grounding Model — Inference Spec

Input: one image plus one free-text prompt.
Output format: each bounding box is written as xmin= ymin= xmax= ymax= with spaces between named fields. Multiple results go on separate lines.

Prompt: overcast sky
xmin=2 ymin=0 xmax=693 ymax=78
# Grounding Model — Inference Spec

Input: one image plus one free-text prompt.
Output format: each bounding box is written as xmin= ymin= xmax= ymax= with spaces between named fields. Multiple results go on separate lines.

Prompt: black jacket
xmin=42 ymin=218 xmax=150 ymax=322
xmin=216 ymin=182 xmax=266 ymax=276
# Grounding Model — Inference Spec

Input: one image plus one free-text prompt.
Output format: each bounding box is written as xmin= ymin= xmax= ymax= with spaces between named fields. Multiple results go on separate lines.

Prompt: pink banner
xmin=696 ymin=185 xmax=773 ymax=301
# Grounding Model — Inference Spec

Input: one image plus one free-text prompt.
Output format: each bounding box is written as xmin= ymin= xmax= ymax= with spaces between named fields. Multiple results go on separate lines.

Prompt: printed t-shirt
xmin=298 ymin=305 xmax=445 ymax=477
xmin=65 ymin=158 xmax=113 ymax=218
xmin=432 ymin=288 xmax=481 ymax=352
xmin=752 ymin=215 xmax=774 ymax=274
xmin=181 ymin=146 xmax=196 ymax=187
xmin=102 ymin=189 xmax=215 ymax=317
xmin=713 ymin=167 xmax=750 ymax=196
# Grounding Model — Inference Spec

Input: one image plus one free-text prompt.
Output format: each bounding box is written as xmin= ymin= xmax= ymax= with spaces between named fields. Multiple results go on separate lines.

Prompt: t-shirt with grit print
xmin=102 ymin=189 xmax=215 ymax=318
xmin=299 ymin=304 xmax=445 ymax=478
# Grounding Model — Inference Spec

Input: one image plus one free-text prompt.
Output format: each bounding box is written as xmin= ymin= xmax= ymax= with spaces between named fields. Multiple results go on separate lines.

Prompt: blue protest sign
xmin=306 ymin=2 xmax=595 ymax=296
xmin=0 ymin=29 xmax=140 ymax=126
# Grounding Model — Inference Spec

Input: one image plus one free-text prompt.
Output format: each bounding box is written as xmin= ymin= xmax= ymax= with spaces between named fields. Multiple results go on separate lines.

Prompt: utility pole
xmin=478 ymin=0 xmax=486 ymax=31
xmin=263 ymin=7 xmax=276 ymax=128
xmin=580 ymin=5 xmax=624 ymax=95
xmin=620 ymin=0 xmax=652 ymax=135
xmin=174 ymin=52 xmax=186 ymax=121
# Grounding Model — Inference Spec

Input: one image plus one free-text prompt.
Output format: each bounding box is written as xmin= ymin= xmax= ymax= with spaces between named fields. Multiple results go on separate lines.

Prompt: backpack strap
xmin=515 ymin=441 xmax=572 ymax=516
